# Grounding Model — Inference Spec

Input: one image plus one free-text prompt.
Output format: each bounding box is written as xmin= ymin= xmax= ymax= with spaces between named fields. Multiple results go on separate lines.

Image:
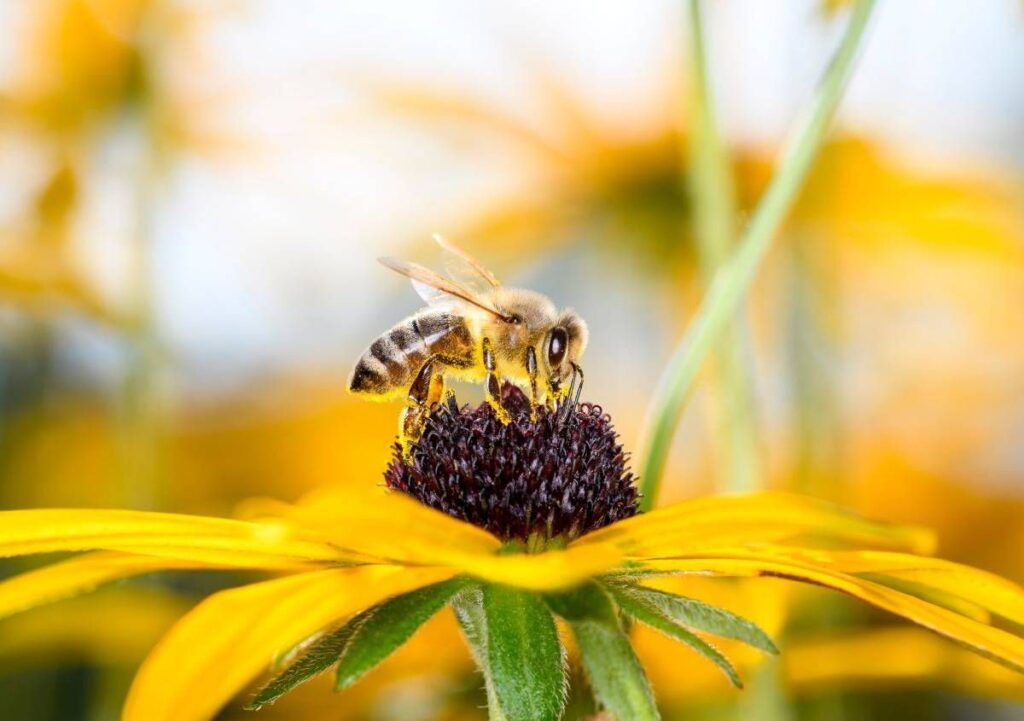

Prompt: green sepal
xmin=547 ymin=582 xmax=660 ymax=721
xmin=246 ymin=576 xmax=466 ymax=710
xmin=334 ymin=576 xmax=468 ymax=690
xmin=607 ymin=583 xmax=743 ymax=688
xmin=482 ymin=584 xmax=566 ymax=721
xmin=605 ymin=581 xmax=779 ymax=654
xmin=247 ymin=608 xmax=372 ymax=709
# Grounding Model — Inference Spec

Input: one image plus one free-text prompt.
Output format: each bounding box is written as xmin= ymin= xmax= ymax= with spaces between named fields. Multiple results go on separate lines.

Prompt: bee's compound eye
xmin=547 ymin=328 xmax=568 ymax=368
xmin=507 ymin=313 xmax=523 ymax=325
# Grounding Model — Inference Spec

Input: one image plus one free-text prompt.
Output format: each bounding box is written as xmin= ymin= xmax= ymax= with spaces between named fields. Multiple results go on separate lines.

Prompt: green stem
xmin=638 ymin=0 xmax=876 ymax=511
xmin=787 ymin=231 xmax=841 ymax=498
xmin=687 ymin=0 xmax=760 ymax=494
xmin=116 ymin=14 xmax=166 ymax=511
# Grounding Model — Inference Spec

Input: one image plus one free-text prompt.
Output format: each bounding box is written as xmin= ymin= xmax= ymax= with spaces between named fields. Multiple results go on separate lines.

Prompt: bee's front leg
xmin=482 ymin=337 xmax=510 ymax=423
xmin=525 ymin=346 xmax=540 ymax=418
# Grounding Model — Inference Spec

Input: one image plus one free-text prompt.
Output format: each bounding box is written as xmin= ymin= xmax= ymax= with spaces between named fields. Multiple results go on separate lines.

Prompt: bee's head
xmin=543 ymin=310 xmax=588 ymax=389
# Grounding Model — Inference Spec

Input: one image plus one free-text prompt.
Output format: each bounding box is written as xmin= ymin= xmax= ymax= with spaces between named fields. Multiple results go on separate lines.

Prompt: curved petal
xmin=123 ymin=566 xmax=453 ymax=721
xmin=575 ymin=492 xmax=936 ymax=556
xmin=640 ymin=552 xmax=1024 ymax=673
xmin=285 ymin=485 xmax=503 ymax=563
xmin=0 ymin=509 xmax=339 ymax=568
xmin=0 ymin=552 xmax=200 ymax=622
xmin=289 ymin=488 xmax=622 ymax=590
xmin=451 ymin=543 xmax=623 ymax=591
xmin=764 ymin=549 xmax=1024 ymax=627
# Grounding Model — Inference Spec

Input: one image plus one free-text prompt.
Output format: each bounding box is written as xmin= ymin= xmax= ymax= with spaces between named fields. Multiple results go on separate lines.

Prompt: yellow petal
xmin=762 ymin=548 xmax=1024 ymax=627
xmin=123 ymin=566 xmax=453 ymax=721
xmin=576 ymin=492 xmax=936 ymax=556
xmin=453 ymin=543 xmax=623 ymax=591
xmin=640 ymin=552 xmax=1024 ymax=673
xmin=0 ymin=509 xmax=339 ymax=568
xmin=0 ymin=552 xmax=199 ymax=622
xmin=286 ymin=485 xmax=502 ymax=563
xmin=292 ymin=487 xmax=621 ymax=590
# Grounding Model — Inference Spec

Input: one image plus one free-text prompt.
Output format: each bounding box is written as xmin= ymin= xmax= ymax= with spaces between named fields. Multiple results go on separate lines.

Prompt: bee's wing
xmin=432 ymin=233 xmax=501 ymax=293
xmin=378 ymin=256 xmax=507 ymax=319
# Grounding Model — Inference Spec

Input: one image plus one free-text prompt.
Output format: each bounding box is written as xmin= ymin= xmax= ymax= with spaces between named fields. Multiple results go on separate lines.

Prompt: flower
xmin=384 ymin=386 xmax=639 ymax=543
xmin=2 ymin=391 xmax=1024 ymax=721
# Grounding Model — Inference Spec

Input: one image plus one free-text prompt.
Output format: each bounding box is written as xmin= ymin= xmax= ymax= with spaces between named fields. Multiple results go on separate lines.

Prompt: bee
xmin=349 ymin=235 xmax=588 ymax=441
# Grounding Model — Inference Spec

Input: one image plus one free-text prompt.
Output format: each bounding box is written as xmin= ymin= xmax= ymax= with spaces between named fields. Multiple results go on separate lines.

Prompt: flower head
xmin=385 ymin=385 xmax=638 ymax=543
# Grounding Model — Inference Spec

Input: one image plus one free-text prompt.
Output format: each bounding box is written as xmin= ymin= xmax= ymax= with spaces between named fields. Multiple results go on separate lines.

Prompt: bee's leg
xmin=557 ymin=363 xmax=584 ymax=424
xmin=482 ymin=337 xmax=510 ymax=423
xmin=525 ymin=346 xmax=539 ymax=418
xmin=427 ymin=368 xmax=446 ymax=407
xmin=400 ymin=357 xmax=438 ymax=446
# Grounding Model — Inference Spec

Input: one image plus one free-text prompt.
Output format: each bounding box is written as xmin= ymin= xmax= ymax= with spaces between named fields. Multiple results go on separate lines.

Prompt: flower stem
xmin=686 ymin=0 xmax=760 ymax=494
xmin=638 ymin=0 xmax=877 ymax=511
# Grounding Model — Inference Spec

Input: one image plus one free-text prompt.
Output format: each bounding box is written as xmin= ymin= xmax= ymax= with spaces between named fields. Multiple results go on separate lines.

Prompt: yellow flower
xmin=2 ymin=461 xmax=1024 ymax=720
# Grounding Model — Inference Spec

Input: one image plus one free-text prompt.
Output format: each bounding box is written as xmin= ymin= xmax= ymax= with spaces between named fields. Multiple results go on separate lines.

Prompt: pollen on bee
xmin=384 ymin=384 xmax=640 ymax=544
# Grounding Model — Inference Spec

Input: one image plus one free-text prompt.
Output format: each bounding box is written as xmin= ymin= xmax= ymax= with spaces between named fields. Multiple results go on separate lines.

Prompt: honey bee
xmin=349 ymin=235 xmax=588 ymax=441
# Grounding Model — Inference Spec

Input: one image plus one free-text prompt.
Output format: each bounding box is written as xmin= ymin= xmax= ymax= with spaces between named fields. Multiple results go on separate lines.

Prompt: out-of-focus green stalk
xmin=686 ymin=0 xmax=759 ymax=495
xmin=638 ymin=0 xmax=876 ymax=511
xmin=116 ymin=15 xmax=166 ymax=512
xmin=787 ymin=233 xmax=841 ymax=499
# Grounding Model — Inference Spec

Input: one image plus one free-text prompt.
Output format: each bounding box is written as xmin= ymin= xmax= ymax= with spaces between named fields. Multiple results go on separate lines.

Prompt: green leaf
xmin=547 ymin=583 xmax=660 ymax=721
xmin=247 ymin=608 xmax=371 ymax=709
xmin=607 ymin=584 xmax=743 ymax=688
xmin=482 ymin=584 xmax=566 ymax=721
xmin=606 ymin=582 xmax=779 ymax=654
xmin=333 ymin=576 xmax=468 ymax=691
xmin=452 ymin=585 xmax=507 ymax=721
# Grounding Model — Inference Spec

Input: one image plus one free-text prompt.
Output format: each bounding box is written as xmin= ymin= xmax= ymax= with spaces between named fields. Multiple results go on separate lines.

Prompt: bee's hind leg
xmin=400 ymin=357 xmax=444 ymax=447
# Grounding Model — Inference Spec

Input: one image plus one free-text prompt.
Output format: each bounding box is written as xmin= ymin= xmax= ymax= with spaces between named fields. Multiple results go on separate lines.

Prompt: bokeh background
xmin=0 ymin=1 xmax=1022 ymax=719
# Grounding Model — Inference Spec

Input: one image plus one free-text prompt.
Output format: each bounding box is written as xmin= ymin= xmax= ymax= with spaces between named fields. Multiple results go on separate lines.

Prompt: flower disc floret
xmin=384 ymin=385 xmax=639 ymax=542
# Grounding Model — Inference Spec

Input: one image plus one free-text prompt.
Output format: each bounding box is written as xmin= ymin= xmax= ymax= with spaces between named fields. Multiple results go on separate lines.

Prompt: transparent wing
xmin=378 ymin=256 xmax=505 ymax=318
xmin=432 ymin=233 xmax=501 ymax=293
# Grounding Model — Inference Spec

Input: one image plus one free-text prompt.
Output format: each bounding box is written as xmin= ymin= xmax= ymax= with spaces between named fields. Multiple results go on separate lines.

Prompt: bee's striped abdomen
xmin=348 ymin=311 xmax=473 ymax=398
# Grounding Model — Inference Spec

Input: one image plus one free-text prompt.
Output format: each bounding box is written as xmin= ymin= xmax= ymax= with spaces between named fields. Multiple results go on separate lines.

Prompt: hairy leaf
xmin=547 ymin=583 xmax=659 ymax=721
xmin=482 ymin=584 xmax=566 ymax=721
xmin=452 ymin=586 xmax=507 ymax=721
xmin=334 ymin=576 xmax=468 ymax=690
xmin=248 ymin=609 xmax=370 ymax=709
xmin=609 ymin=584 xmax=742 ymax=688
xmin=607 ymin=581 xmax=778 ymax=654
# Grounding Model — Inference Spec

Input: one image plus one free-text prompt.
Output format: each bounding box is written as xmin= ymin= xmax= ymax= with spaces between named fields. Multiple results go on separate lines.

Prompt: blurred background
xmin=0 ymin=1 xmax=1022 ymax=719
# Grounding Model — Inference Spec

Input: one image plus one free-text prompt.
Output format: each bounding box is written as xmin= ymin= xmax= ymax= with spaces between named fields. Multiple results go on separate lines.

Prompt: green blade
xmin=452 ymin=585 xmax=507 ymax=721
xmin=637 ymin=0 xmax=879 ymax=510
xmin=606 ymin=581 xmax=778 ymax=654
xmin=547 ymin=583 xmax=660 ymax=721
xmin=247 ymin=607 xmax=372 ymax=709
xmin=482 ymin=584 xmax=566 ymax=721
xmin=333 ymin=576 xmax=468 ymax=691
xmin=607 ymin=584 xmax=743 ymax=688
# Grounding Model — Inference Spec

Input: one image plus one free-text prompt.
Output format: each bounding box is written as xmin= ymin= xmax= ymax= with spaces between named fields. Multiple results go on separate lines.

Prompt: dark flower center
xmin=384 ymin=384 xmax=640 ymax=544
